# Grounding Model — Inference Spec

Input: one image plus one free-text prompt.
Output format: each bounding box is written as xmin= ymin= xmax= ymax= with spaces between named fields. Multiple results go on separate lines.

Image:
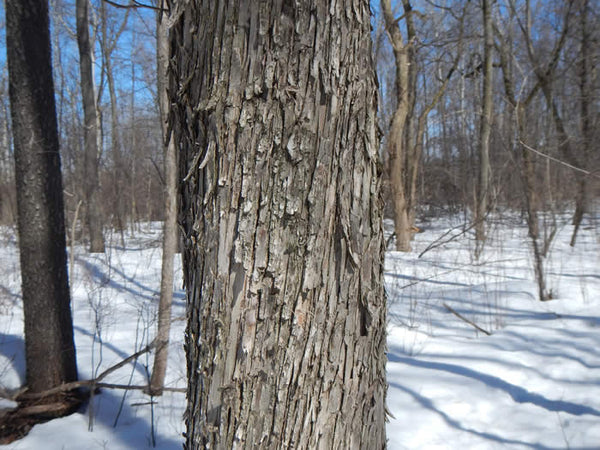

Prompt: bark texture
xmin=6 ymin=0 xmax=78 ymax=393
xmin=169 ymin=1 xmax=387 ymax=448
xmin=76 ymin=0 xmax=105 ymax=253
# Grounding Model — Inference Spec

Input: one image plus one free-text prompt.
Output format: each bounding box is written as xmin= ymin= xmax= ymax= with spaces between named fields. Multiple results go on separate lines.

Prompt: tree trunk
xmin=100 ymin=0 xmax=129 ymax=245
xmin=6 ymin=0 xmax=78 ymax=394
xmin=148 ymin=2 xmax=177 ymax=396
xmin=170 ymin=1 xmax=387 ymax=448
xmin=518 ymin=107 xmax=547 ymax=301
xmin=570 ymin=0 xmax=591 ymax=247
xmin=475 ymin=0 xmax=494 ymax=249
xmin=382 ymin=0 xmax=461 ymax=251
xmin=496 ymin=5 xmax=564 ymax=302
xmin=382 ymin=0 xmax=413 ymax=252
xmin=76 ymin=0 xmax=105 ymax=253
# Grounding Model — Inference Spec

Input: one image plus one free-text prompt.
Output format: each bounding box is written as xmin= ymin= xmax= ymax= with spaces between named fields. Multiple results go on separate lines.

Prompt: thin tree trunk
xmin=105 ymin=58 xmax=126 ymax=245
xmin=383 ymin=0 xmax=462 ymax=251
xmin=6 ymin=0 xmax=78 ymax=395
xmin=76 ymin=0 xmax=105 ymax=253
xmin=497 ymin=2 xmax=570 ymax=301
xmin=517 ymin=107 xmax=547 ymax=301
xmin=129 ymin=43 xmax=138 ymax=232
xmin=382 ymin=0 xmax=412 ymax=252
xmin=170 ymin=1 xmax=387 ymax=447
xmin=475 ymin=0 xmax=494 ymax=250
xmin=100 ymin=1 xmax=129 ymax=246
xmin=148 ymin=2 xmax=177 ymax=396
xmin=570 ymin=0 xmax=591 ymax=247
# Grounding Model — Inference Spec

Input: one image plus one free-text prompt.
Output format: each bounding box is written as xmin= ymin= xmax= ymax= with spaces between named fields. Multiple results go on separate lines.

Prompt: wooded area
xmin=1 ymin=0 xmax=597 ymax=253
xmin=0 ymin=0 xmax=599 ymax=447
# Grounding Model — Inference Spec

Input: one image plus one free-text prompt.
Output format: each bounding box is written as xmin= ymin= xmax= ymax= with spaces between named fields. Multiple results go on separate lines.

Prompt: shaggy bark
xmin=169 ymin=0 xmax=387 ymax=448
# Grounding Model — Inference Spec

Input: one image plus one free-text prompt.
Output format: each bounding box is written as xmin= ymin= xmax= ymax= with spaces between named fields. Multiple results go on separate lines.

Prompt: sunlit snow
xmin=1 ymin=213 xmax=599 ymax=449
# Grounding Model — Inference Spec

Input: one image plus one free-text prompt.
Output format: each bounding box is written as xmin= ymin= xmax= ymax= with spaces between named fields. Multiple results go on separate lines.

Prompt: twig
xmin=21 ymin=343 xmax=155 ymax=400
xmin=418 ymin=221 xmax=477 ymax=258
xmin=0 ymin=386 xmax=27 ymax=402
xmin=519 ymin=138 xmax=600 ymax=179
xmin=96 ymin=383 xmax=185 ymax=393
xmin=443 ymin=303 xmax=491 ymax=336
xmin=149 ymin=156 xmax=166 ymax=187
xmin=102 ymin=0 xmax=166 ymax=12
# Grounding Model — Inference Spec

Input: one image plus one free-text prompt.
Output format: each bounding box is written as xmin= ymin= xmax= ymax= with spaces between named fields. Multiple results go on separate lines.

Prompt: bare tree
xmin=497 ymin=0 xmax=572 ymax=300
xmin=475 ymin=0 xmax=495 ymax=251
xmin=0 ymin=69 xmax=15 ymax=225
xmin=99 ymin=0 xmax=130 ymax=244
xmin=148 ymin=0 xmax=177 ymax=396
xmin=381 ymin=0 xmax=416 ymax=251
xmin=513 ymin=0 xmax=589 ymax=249
xmin=571 ymin=0 xmax=594 ymax=246
xmin=6 ymin=0 xmax=78 ymax=404
xmin=76 ymin=0 xmax=105 ymax=252
xmin=170 ymin=0 xmax=387 ymax=447
xmin=381 ymin=0 xmax=463 ymax=251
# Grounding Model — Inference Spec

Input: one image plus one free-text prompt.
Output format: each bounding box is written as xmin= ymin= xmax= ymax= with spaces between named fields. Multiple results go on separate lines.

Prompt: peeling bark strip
xmin=169 ymin=1 xmax=387 ymax=448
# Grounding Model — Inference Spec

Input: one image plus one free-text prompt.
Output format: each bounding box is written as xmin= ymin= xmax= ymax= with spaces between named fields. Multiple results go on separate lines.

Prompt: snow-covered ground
xmin=1 ymin=213 xmax=599 ymax=449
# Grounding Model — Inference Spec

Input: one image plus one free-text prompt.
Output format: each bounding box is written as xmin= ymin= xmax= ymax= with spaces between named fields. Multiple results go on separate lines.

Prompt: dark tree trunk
xmin=169 ymin=0 xmax=387 ymax=448
xmin=6 ymin=0 xmax=78 ymax=394
xmin=570 ymin=0 xmax=591 ymax=247
xmin=76 ymin=0 xmax=105 ymax=253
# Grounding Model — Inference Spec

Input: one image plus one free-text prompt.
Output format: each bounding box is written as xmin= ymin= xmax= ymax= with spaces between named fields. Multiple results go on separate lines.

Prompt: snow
xmin=1 ymin=214 xmax=599 ymax=449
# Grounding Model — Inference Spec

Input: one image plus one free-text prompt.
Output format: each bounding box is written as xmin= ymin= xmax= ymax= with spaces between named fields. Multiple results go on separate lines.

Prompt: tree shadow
xmin=80 ymin=386 xmax=184 ymax=449
xmin=0 ymin=333 xmax=25 ymax=388
xmin=0 ymin=331 xmax=183 ymax=448
xmin=76 ymin=257 xmax=186 ymax=309
xmin=77 ymin=257 xmax=156 ymax=302
xmin=389 ymin=352 xmax=600 ymax=417
xmin=0 ymin=284 xmax=20 ymax=308
xmin=73 ymin=325 xmax=149 ymax=380
xmin=389 ymin=381 xmax=558 ymax=449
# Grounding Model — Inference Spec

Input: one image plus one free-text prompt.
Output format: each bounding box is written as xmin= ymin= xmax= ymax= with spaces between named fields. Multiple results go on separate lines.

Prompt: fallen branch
xmin=95 ymin=383 xmax=185 ymax=393
xmin=443 ymin=303 xmax=491 ymax=336
xmin=0 ymin=387 xmax=27 ymax=402
xmin=21 ymin=343 xmax=156 ymax=401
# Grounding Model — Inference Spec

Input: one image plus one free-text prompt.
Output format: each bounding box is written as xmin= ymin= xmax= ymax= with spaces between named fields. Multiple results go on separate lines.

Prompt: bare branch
xmin=443 ymin=303 xmax=492 ymax=336
xmin=20 ymin=343 xmax=156 ymax=400
xmin=102 ymin=0 xmax=166 ymax=12
xmin=418 ymin=221 xmax=478 ymax=258
xmin=518 ymin=138 xmax=600 ymax=179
